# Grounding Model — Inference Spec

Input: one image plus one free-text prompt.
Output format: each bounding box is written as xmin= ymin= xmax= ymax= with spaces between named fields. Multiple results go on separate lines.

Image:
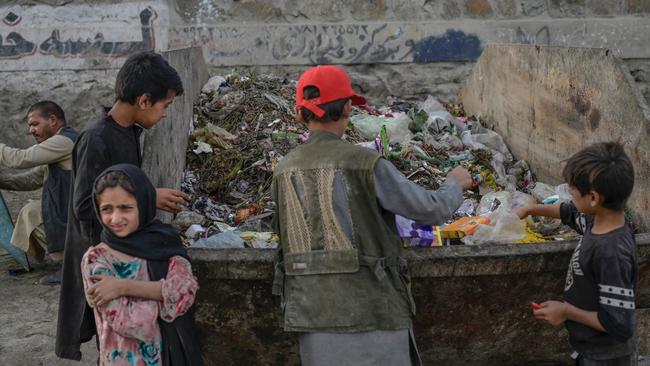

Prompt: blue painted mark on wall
xmin=412 ymin=29 xmax=482 ymax=62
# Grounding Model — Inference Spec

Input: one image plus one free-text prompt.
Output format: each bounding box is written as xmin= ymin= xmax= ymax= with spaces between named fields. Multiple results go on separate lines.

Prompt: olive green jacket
xmin=272 ymin=130 xmax=414 ymax=332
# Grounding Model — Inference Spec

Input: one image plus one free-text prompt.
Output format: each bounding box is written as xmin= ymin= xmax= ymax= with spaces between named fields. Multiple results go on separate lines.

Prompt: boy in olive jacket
xmin=272 ymin=65 xmax=472 ymax=366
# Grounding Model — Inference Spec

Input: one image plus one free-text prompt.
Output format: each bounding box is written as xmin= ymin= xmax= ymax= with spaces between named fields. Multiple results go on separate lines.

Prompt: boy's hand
xmin=533 ymin=300 xmax=568 ymax=326
xmin=87 ymin=275 xmax=124 ymax=307
xmin=156 ymin=188 xmax=190 ymax=212
xmin=447 ymin=167 xmax=473 ymax=190
xmin=515 ymin=205 xmax=531 ymax=219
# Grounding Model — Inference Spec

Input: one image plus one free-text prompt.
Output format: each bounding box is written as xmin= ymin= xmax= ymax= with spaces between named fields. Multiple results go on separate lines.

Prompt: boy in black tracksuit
xmin=518 ymin=142 xmax=638 ymax=366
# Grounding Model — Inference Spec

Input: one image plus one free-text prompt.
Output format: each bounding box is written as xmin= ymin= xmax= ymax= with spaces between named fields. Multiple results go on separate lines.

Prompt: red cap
xmin=296 ymin=65 xmax=366 ymax=118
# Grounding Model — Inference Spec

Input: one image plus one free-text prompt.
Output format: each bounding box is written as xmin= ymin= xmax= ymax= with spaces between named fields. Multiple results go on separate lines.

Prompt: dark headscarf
xmin=93 ymin=164 xmax=203 ymax=366
xmin=93 ymin=164 xmax=187 ymax=264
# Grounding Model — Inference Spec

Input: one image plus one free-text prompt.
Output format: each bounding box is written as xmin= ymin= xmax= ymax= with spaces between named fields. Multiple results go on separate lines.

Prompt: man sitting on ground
xmin=0 ymin=101 xmax=78 ymax=285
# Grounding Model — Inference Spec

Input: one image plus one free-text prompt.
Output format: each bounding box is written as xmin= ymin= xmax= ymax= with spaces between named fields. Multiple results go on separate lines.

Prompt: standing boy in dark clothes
xmin=517 ymin=142 xmax=638 ymax=366
xmin=56 ymin=51 xmax=190 ymax=361
xmin=272 ymin=65 xmax=472 ymax=366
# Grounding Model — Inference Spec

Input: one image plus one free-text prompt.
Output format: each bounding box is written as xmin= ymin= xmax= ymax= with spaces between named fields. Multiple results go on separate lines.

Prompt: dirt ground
xmin=0 ymin=190 xmax=97 ymax=365
xmin=0 ymin=252 xmax=98 ymax=366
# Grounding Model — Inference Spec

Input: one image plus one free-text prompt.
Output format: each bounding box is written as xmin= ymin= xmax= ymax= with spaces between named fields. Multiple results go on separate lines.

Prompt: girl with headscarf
xmin=81 ymin=164 xmax=203 ymax=366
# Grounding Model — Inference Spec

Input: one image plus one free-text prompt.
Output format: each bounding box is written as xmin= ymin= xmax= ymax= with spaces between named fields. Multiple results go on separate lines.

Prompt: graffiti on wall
xmin=168 ymin=18 xmax=650 ymax=66
xmin=411 ymin=30 xmax=482 ymax=62
xmin=0 ymin=7 xmax=156 ymax=60
xmin=171 ymin=23 xmax=483 ymax=65
xmin=0 ymin=32 xmax=34 ymax=59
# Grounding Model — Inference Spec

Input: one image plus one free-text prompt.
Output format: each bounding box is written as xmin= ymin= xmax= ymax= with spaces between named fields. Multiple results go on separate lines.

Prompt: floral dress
xmin=81 ymin=244 xmax=198 ymax=366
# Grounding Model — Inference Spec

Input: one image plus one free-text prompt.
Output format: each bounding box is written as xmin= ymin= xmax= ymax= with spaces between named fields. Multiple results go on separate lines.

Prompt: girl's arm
xmin=88 ymin=256 xmax=198 ymax=322
xmin=86 ymin=275 xmax=163 ymax=306
xmin=159 ymin=256 xmax=199 ymax=322
xmin=82 ymin=247 xmax=160 ymax=342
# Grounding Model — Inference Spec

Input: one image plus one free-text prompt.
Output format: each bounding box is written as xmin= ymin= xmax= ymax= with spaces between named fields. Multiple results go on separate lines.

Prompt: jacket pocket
xmin=284 ymin=249 xmax=359 ymax=276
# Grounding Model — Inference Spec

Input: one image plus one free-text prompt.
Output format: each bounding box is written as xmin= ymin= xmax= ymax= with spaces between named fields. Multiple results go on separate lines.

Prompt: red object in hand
xmin=531 ymin=302 xmax=542 ymax=310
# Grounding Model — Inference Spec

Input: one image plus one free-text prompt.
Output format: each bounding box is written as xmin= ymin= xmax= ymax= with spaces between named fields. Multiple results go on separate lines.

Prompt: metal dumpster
xmin=142 ymin=45 xmax=650 ymax=365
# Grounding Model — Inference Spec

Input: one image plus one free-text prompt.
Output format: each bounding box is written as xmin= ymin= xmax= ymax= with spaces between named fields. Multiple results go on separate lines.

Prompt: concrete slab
xmin=140 ymin=46 xmax=209 ymax=223
xmin=460 ymin=44 xmax=650 ymax=230
xmin=189 ymin=239 xmax=650 ymax=365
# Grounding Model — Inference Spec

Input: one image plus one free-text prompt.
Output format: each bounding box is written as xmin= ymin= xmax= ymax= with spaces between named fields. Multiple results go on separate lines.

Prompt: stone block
xmin=628 ymin=0 xmax=650 ymax=13
xmin=494 ymin=0 xmax=520 ymax=17
xmin=465 ymin=0 xmax=494 ymax=17
xmin=350 ymin=0 xmax=387 ymax=20
xmin=587 ymin=0 xmax=625 ymax=15
xmin=521 ymin=0 xmax=548 ymax=15
xmin=420 ymin=0 xmax=463 ymax=20
xmin=548 ymin=0 xmax=586 ymax=17
xmin=174 ymin=0 xmax=222 ymax=23
xmin=441 ymin=0 xmax=464 ymax=19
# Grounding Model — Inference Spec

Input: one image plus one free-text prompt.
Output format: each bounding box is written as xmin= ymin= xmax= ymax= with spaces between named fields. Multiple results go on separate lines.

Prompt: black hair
xmin=562 ymin=142 xmax=634 ymax=211
xmin=27 ymin=101 xmax=66 ymax=125
xmin=95 ymin=170 xmax=137 ymax=198
xmin=299 ymin=86 xmax=350 ymax=123
xmin=115 ymin=51 xmax=184 ymax=105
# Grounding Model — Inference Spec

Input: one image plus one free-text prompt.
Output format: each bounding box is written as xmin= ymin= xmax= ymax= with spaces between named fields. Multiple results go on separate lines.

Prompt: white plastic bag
xmin=531 ymin=182 xmax=557 ymax=203
xmin=510 ymin=191 xmax=537 ymax=209
xmin=350 ymin=112 xmax=413 ymax=143
xmin=555 ymin=183 xmax=572 ymax=203
xmin=420 ymin=95 xmax=453 ymax=134
xmin=462 ymin=210 xmax=526 ymax=245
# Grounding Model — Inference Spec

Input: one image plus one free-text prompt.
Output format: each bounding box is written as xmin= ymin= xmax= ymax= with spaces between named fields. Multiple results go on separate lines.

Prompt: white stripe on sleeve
xmin=598 ymin=284 xmax=634 ymax=298
xmin=599 ymin=296 xmax=635 ymax=310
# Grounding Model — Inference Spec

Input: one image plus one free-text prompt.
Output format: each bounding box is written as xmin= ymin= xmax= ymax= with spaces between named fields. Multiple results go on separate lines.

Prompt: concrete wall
xmin=461 ymin=44 xmax=650 ymax=229
xmin=1 ymin=0 xmax=649 ymax=151
xmin=2 ymin=0 xmax=648 ymax=218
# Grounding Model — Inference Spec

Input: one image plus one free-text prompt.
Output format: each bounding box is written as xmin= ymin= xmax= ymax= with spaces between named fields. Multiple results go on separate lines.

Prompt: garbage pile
xmin=175 ymin=72 xmax=579 ymax=249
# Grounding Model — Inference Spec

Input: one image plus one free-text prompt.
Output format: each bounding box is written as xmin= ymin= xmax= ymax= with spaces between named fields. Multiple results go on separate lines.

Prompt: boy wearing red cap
xmin=272 ymin=65 xmax=472 ymax=365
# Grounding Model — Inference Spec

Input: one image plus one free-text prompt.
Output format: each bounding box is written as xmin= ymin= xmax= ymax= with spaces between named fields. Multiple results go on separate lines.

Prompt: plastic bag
xmin=453 ymin=199 xmax=477 ymax=218
xmin=395 ymin=215 xmax=441 ymax=247
xmin=420 ymin=95 xmax=453 ymax=134
xmin=193 ymin=141 xmax=213 ymax=154
xmin=240 ymin=231 xmax=279 ymax=249
xmin=476 ymin=190 xmax=535 ymax=216
xmin=507 ymin=160 xmax=532 ymax=187
xmin=510 ymin=191 xmax=536 ymax=209
xmin=476 ymin=191 xmax=512 ymax=216
xmin=555 ymin=183 xmax=572 ymax=202
xmin=462 ymin=210 xmax=526 ymax=245
xmin=185 ymin=224 xmax=207 ymax=240
xmin=460 ymin=130 xmax=513 ymax=188
xmin=350 ymin=112 xmax=413 ymax=143
xmin=531 ymin=182 xmax=557 ymax=203
xmin=201 ymin=75 xmax=227 ymax=94
xmin=172 ymin=210 xmax=206 ymax=231
xmin=460 ymin=128 xmax=513 ymax=162
xmin=436 ymin=133 xmax=464 ymax=151
xmin=192 ymin=231 xmax=245 ymax=249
